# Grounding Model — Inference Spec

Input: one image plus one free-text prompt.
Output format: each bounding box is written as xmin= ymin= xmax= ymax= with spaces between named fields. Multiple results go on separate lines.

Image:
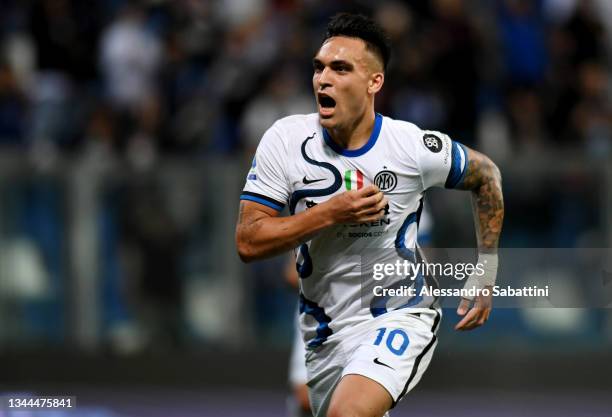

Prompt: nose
xmin=316 ymin=67 xmax=332 ymax=89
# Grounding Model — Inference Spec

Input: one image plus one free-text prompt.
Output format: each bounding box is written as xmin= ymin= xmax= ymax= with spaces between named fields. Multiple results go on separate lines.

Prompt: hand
xmin=455 ymin=286 xmax=492 ymax=331
xmin=324 ymin=185 xmax=388 ymax=225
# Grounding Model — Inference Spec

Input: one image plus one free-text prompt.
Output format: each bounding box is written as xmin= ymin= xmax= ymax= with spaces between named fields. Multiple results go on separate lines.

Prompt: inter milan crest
xmin=423 ymin=133 xmax=442 ymax=153
xmin=374 ymin=170 xmax=397 ymax=192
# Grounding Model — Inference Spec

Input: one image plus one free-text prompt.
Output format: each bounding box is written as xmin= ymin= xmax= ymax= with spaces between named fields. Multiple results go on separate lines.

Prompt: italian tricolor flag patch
xmin=344 ymin=169 xmax=364 ymax=190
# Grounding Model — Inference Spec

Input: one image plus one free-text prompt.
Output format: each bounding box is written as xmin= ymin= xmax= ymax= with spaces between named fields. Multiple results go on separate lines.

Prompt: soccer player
xmin=236 ymin=13 xmax=504 ymax=417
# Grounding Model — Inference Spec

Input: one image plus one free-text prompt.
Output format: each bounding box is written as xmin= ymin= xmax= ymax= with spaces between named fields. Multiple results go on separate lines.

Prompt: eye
xmin=313 ymin=62 xmax=324 ymax=73
xmin=333 ymin=64 xmax=350 ymax=73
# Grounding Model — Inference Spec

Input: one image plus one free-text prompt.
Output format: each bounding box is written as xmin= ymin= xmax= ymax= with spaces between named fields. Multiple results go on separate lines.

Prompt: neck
xmin=327 ymin=110 xmax=376 ymax=150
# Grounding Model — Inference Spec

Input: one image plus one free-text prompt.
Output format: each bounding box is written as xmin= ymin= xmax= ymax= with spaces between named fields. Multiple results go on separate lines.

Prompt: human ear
xmin=368 ymin=72 xmax=384 ymax=94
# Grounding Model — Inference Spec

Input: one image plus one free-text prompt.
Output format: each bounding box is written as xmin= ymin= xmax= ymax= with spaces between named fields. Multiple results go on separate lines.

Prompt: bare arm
xmin=236 ymin=200 xmax=335 ymax=263
xmin=455 ymin=147 xmax=504 ymax=252
xmin=236 ymin=185 xmax=388 ymax=263
xmin=454 ymin=146 xmax=504 ymax=331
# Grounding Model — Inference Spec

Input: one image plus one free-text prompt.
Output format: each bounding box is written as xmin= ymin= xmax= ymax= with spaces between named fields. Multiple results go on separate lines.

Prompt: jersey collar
xmin=322 ymin=113 xmax=383 ymax=157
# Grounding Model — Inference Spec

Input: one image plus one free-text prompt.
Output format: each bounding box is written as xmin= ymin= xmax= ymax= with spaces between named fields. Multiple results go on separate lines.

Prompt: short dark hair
xmin=324 ymin=13 xmax=391 ymax=71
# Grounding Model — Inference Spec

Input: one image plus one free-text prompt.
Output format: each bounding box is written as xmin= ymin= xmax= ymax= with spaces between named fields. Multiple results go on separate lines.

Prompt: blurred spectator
xmin=506 ymin=86 xmax=548 ymax=152
xmin=547 ymin=0 xmax=610 ymax=146
xmin=28 ymin=0 xmax=101 ymax=149
xmin=240 ymin=66 xmax=314 ymax=152
xmin=571 ymin=61 xmax=612 ymax=155
xmin=117 ymin=181 xmax=186 ymax=352
xmin=0 ymin=64 xmax=27 ymax=145
xmin=498 ymin=0 xmax=548 ymax=86
xmin=100 ymin=4 xmax=161 ymax=111
xmin=429 ymin=0 xmax=480 ymax=143
xmin=377 ymin=2 xmax=447 ymax=129
xmin=100 ymin=3 xmax=161 ymax=158
xmin=562 ymin=0 xmax=606 ymax=66
xmin=30 ymin=0 xmax=100 ymax=81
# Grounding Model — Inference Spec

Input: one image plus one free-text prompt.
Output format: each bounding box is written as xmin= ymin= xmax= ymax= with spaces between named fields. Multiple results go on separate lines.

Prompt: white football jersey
xmin=241 ymin=113 xmax=467 ymax=348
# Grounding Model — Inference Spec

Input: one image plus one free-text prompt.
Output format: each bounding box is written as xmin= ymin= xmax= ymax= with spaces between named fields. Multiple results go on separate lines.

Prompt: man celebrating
xmin=236 ymin=13 xmax=503 ymax=417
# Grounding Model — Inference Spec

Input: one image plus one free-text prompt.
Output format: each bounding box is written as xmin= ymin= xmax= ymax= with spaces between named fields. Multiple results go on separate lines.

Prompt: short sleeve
xmin=416 ymin=130 xmax=468 ymax=190
xmin=240 ymin=124 xmax=290 ymax=211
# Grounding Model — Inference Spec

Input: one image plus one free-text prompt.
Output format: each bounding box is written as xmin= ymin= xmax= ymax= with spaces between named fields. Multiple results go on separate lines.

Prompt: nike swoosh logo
xmin=373 ymin=357 xmax=394 ymax=370
xmin=303 ymin=176 xmax=325 ymax=185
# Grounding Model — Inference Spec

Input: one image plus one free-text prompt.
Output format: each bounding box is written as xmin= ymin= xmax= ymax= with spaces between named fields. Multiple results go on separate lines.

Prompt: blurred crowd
xmin=0 ymin=0 xmax=611 ymax=164
xmin=1 ymin=0 xmax=612 ymax=353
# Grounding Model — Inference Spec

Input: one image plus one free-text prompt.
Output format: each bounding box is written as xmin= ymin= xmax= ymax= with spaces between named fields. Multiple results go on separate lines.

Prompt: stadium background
xmin=0 ymin=0 xmax=611 ymax=416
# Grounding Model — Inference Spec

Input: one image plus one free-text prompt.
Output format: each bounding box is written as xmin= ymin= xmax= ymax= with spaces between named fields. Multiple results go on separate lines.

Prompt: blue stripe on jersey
xmin=322 ymin=113 xmax=383 ymax=157
xmin=373 ymin=201 xmax=427 ymax=318
xmin=394 ymin=212 xmax=417 ymax=261
xmin=299 ymin=292 xmax=333 ymax=348
xmin=240 ymin=192 xmax=285 ymax=211
xmin=394 ymin=199 xmax=424 ymax=261
xmin=445 ymin=141 xmax=468 ymax=188
xmin=296 ymin=243 xmax=313 ymax=278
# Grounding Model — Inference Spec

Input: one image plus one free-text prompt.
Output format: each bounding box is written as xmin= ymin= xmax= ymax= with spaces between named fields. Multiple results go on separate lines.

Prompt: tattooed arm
xmin=455 ymin=147 xmax=504 ymax=252
xmin=453 ymin=146 xmax=504 ymax=331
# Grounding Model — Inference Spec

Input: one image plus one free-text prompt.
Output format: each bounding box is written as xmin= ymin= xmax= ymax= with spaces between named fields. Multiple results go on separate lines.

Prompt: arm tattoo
xmin=455 ymin=149 xmax=504 ymax=250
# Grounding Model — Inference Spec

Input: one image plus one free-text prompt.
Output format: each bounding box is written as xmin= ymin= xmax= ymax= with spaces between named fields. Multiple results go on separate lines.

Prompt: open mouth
xmin=318 ymin=93 xmax=336 ymax=109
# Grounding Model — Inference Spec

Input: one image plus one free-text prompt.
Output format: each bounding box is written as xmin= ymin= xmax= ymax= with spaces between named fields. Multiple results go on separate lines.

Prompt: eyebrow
xmin=312 ymin=58 xmax=354 ymax=69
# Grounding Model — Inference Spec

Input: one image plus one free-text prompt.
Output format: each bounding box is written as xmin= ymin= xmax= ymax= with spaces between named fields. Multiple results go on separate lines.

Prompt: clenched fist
xmin=324 ymin=185 xmax=388 ymax=225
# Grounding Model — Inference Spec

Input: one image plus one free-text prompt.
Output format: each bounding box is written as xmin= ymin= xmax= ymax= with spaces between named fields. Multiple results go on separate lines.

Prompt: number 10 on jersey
xmin=374 ymin=327 xmax=410 ymax=356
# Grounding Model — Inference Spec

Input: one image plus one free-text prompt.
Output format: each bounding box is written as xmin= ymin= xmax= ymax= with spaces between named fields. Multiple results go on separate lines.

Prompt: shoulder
xmin=256 ymin=113 xmax=316 ymax=149
xmin=381 ymin=115 xmax=450 ymax=154
xmin=272 ymin=113 xmax=319 ymax=136
xmin=379 ymin=115 xmax=427 ymax=153
xmin=261 ymin=113 xmax=319 ymax=149
xmin=381 ymin=115 xmax=425 ymax=144
xmin=381 ymin=115 xmax=422 ymax=134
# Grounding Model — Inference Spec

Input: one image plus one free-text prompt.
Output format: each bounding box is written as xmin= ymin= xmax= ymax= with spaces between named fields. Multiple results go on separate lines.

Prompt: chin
xmin=318 ymin=113 xmax=338 ymax=130
xmin=318 ymin=117 xmax=333 ymax=129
